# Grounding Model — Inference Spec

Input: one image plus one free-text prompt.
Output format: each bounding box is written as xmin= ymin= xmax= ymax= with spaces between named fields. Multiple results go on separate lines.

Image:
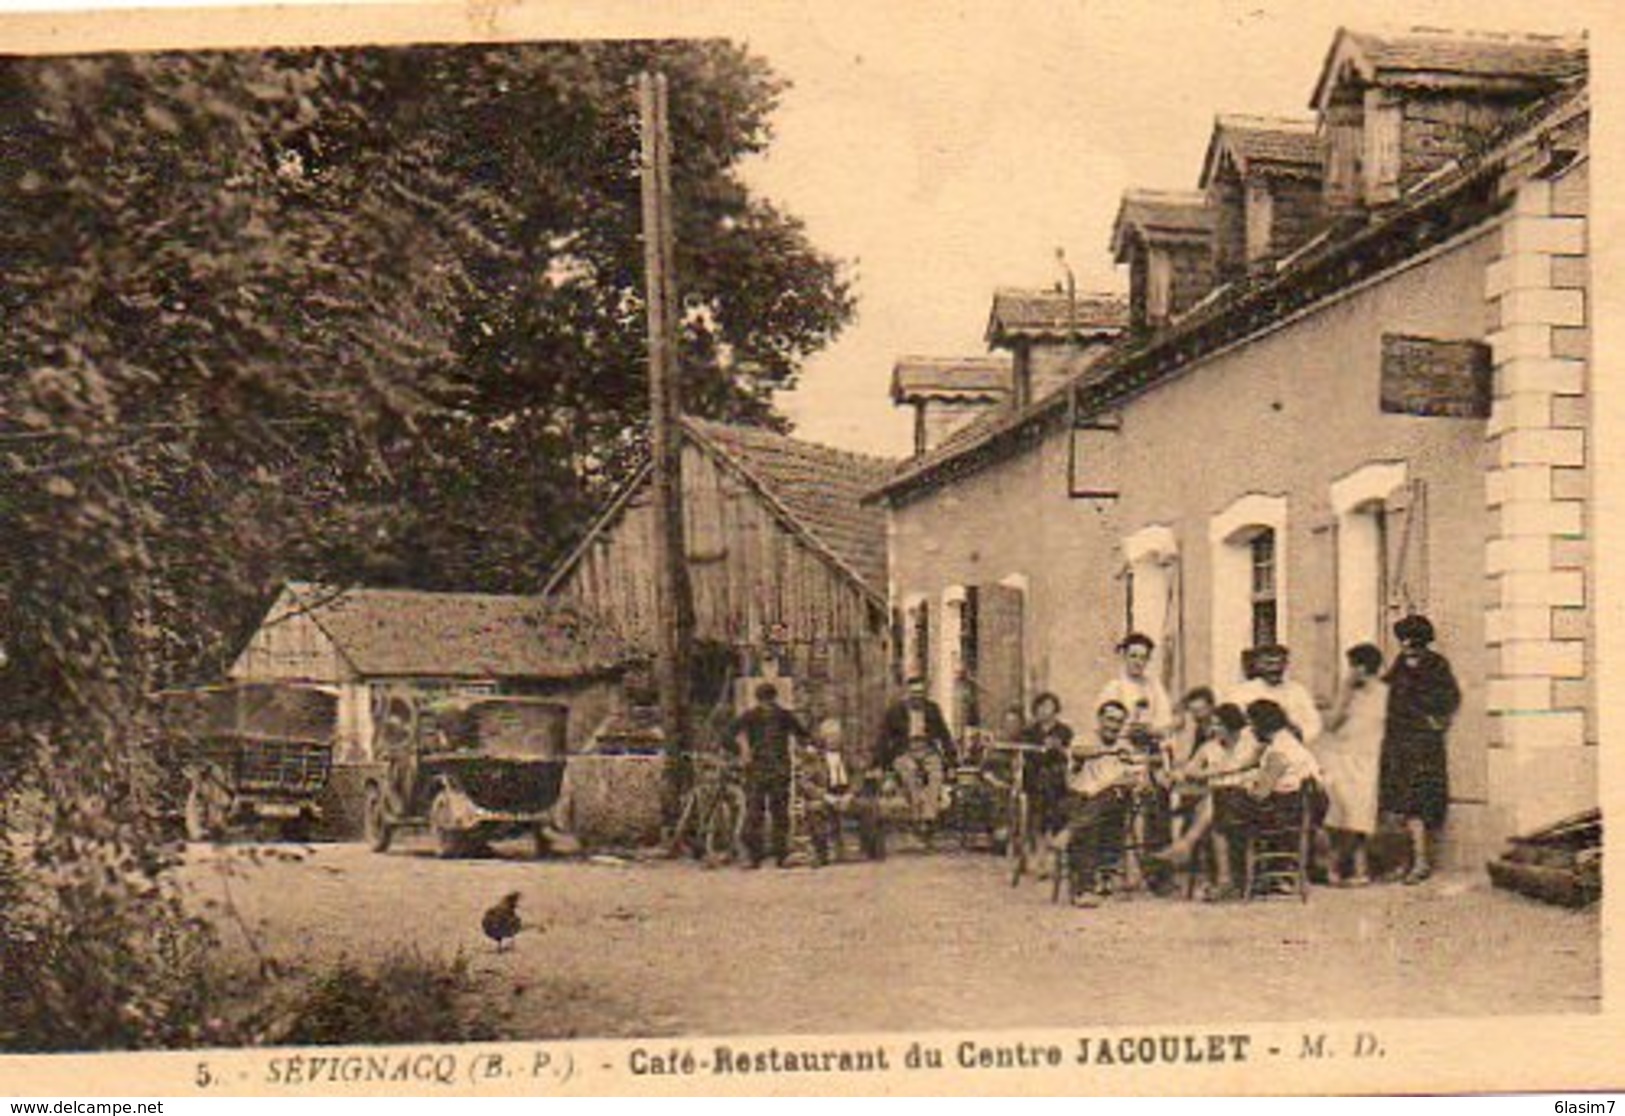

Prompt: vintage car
xmin=159 ymin=682 xmax=337 ymax=842
xmin=362 ymin=693 xmax=569 ymax=858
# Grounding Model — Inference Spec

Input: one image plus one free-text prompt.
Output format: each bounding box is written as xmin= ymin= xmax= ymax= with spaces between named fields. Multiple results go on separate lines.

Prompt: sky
xmin=735 ymin=0 xmax=1590 ymax=457
xmin=0 ymin=0 xmax=1594 ymax=460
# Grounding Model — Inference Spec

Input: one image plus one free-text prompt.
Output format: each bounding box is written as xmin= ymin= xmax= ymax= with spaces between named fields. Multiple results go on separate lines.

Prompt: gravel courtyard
xmin=180 ymin=839 xmax=1600 ymax=1040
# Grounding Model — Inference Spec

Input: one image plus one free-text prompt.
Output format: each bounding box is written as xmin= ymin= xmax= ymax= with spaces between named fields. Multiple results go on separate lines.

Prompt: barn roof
xmin=985 ymin=288 xmax=1129 ymax=344
xmin=545 ymin=419 xmax=897 ymax=608
xmin=891 ymin=355 xmax=1012 ymax=402
xmin=1311 ymin=27 xmax=1586 ymax=109
xmin=683 ymin=418 xmax=895 ymax=601
xmin=1199 ymin=115 xmax=1321 ymax=189
xmin=270 ymin=582 xmax=630 ymax=680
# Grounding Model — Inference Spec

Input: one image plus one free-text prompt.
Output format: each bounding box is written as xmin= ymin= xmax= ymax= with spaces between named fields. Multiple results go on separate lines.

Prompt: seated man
xmin=799 ymin=717 xmax=881 ymax=865
xmin=872 ymin=676 xmax=954 ymax=846
xmin=1060 ymin=700 xmax=1141 ymax=908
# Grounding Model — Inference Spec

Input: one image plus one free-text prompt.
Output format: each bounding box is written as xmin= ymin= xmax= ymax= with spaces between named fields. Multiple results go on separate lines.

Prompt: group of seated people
xmin=1013 ymin=684 xmax=1327 ymax=906
xmin=739 ymin=618 xmax=1455 ymax=891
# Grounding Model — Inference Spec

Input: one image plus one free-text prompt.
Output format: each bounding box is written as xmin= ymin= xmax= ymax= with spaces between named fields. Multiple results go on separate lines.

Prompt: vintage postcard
xmin=0 ymin=0 xmax=1618 ymax=1098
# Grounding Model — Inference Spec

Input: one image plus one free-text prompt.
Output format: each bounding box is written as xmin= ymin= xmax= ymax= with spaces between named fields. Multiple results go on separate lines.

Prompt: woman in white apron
xmin=1318 ymin=643 xmax=1387 ymax=886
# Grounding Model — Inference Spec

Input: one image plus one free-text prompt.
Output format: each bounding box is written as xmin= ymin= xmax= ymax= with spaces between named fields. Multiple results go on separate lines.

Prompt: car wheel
xmin=430 ymin=787 xmax=467 ymax=859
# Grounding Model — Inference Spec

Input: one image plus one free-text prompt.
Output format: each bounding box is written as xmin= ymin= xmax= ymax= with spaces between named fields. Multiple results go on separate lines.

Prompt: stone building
xmin=872 ymin=27 xmax=1590 ymax=864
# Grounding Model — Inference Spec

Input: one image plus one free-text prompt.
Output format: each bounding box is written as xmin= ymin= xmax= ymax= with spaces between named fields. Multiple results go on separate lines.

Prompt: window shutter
xmin=1383 ymin=478 xmax=1430 ymax=643
xmin=1160 ymin=557 xmax=1184 ymax=698
xmin=974 ymin=584 xmax=1026 ymax=728
xmin=911 ymin=600 xmax=933 ymax=687
xmin=1309 ymin=519 xmax=1340 ymax=707
xmin=889 ymin=606 xmax=905 ymax=686
xmin=1365 ymin=96 xmax=1402 ymax=204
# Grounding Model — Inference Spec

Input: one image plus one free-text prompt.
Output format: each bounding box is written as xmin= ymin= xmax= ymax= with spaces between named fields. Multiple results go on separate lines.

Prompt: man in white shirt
xmin=1226 ymin=643 xmax=1322 ymax=744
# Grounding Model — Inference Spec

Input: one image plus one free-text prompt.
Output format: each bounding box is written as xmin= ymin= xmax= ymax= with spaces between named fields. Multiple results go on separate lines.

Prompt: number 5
xmin=196 ymin=1062 xmax=212 ymax=1088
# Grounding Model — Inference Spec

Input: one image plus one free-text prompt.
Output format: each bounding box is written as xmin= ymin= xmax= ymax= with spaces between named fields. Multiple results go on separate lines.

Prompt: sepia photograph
xmin=0 ymin=0 xmax=1612 ymax=1095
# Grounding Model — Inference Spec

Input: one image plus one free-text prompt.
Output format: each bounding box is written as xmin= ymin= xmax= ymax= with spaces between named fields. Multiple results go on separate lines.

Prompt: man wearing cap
xmin=729 ymin=682 xmax=811 ymax=868
xmin=1226 ymin=643 xmax=1323 ymax=745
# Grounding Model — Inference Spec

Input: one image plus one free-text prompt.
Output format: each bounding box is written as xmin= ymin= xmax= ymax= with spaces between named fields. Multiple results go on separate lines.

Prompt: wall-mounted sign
xmin=1380 ymin=334 xmax=1492 ymax=419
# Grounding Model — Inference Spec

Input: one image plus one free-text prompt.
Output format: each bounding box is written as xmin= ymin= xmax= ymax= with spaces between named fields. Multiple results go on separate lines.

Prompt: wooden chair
xmin=1242 ymin=783 xmax=1317 ymax=902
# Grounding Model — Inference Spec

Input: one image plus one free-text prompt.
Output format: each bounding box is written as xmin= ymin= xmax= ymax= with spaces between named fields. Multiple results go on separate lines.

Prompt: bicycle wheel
xmin=668 ymin=788 xmax=701 ymax=859
xmin=705 ymin=786 xmax=746 ymax=863
xmin=1009 ymin=792 xmax=1031 ymax=886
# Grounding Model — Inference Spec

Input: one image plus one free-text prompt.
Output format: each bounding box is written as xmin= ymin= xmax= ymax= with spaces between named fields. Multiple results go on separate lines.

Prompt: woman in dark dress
xmin=1379 ymin=614 xmax=1461 ymax=885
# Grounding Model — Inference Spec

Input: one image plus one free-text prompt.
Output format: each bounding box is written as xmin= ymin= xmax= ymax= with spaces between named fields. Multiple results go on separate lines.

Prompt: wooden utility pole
xmin=638 ymin=71 xmax=696 ymax=824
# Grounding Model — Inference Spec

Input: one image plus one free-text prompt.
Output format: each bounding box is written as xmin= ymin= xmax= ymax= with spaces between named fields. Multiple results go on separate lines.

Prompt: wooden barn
xmin=228 ymin=582 xmax=632 ymax=834
xmin=545 ymin=417 xmax=897 ymax=758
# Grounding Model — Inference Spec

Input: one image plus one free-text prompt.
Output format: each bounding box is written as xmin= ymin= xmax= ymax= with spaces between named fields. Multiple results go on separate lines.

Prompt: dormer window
xmin=1312 ymin=27 xmax=1586 ymax=209
xmin=890 ymin=356 xmax=1012 ymax=456
xmin=984 ymin=288 xmax=1128 ymax=408
xmin=1110 ymin=190 xmax=1215 ymax=331
xmin=1200 ymin=115 xmax=1323 ymax=277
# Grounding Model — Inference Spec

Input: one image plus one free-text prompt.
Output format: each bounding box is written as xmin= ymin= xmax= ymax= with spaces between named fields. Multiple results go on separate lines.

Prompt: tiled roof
xmin=1111 ymin=189 xmax=1215 ymax=261
xmin=891 ymin=355 xmax=1012 ymax=402
xmin=876 ymin=80 xmax=1586 ymax=506
xmin=985 ymin=288 xmax=1129 ymax=342
xmin=1200 ymin=115 xmax=1321 ymax=188
xmin=277 ymin=582 xmax=631 ymax=679
xmin=682 ymin=418 xmax=896 ymax=602
xmin=1313 ymin=27 xmax=1586 ymax=108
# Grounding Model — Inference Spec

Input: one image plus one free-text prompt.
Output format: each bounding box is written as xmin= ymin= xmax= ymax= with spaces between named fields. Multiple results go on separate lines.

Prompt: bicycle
xmin=668 ymin=751 xmax=747 ymax=865
xmin=991 ymin=741 xmax=1042 ymax=886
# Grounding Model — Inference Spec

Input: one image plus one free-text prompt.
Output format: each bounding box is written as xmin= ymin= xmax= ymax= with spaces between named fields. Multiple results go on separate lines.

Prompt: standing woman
xmin=1320 ymin=643 xmax=1388 ymax=886
xmin=1379 ymin=615 xmax=1461 ymax=885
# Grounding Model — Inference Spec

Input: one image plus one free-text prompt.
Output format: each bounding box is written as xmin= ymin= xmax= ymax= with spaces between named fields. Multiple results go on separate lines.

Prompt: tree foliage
xmin=0 ymin=40 xmax=851 ymax=1049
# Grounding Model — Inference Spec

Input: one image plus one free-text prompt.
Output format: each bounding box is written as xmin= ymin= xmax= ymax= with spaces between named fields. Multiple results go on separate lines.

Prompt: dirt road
xmin=181 ymin=838 xmax=1599 ymax=1040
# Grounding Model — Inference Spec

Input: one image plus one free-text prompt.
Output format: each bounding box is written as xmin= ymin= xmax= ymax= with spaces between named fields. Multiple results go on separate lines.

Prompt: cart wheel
xmin=363 ymin=783 xmax=393 ymax=853
xmin=429 ymin=787 xmax=469 ymax=859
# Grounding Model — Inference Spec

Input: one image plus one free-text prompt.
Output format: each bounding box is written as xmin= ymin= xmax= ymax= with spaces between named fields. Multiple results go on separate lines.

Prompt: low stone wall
xmin=556 ymin=754 xmax=666 ymax=850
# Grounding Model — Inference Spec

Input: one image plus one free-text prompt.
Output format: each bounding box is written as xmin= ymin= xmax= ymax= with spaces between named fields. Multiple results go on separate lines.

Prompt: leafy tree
xmin=0 ymin=40 xmax=851 ymax=1049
